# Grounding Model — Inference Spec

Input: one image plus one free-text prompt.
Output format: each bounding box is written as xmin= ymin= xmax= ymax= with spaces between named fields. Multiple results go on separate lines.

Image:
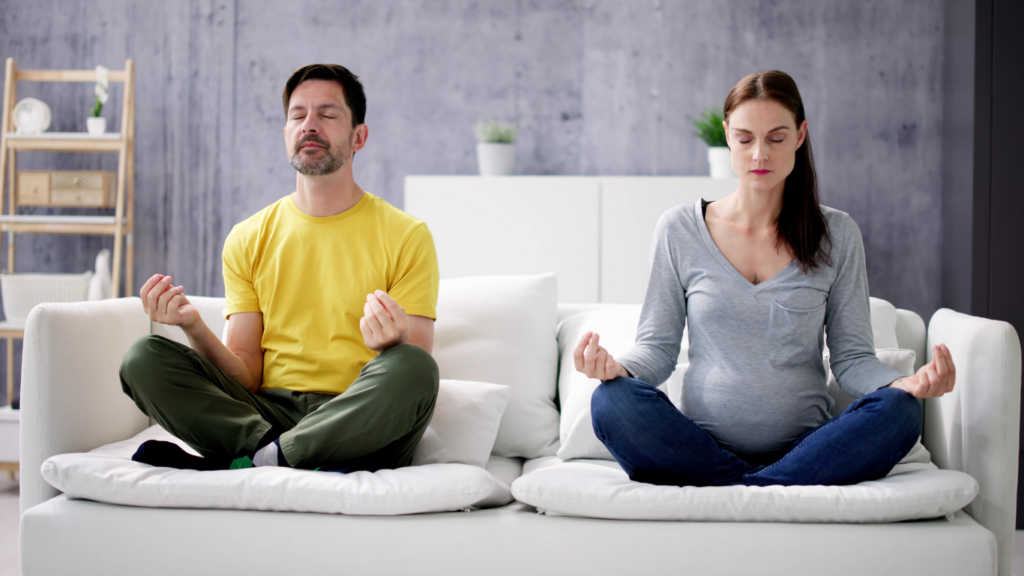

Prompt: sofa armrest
xmin=20 ymin=297 xmax=151 ymax=515
xmin=923 ymin=308 xmax=1021 ymax=576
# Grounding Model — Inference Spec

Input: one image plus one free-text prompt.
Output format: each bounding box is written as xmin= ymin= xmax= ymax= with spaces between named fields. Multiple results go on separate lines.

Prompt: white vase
xmin=707 ymin=146 xmax=736 ymax=179
xmin=86 ymin=117 xmax=107 ymax=135
xmin=476 ymin=143 xmax=515 ymax=176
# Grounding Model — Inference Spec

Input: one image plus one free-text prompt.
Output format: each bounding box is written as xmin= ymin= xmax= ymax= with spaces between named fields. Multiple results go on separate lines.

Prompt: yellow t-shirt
xmin=222 ymin=192 xmax=439 ymax=395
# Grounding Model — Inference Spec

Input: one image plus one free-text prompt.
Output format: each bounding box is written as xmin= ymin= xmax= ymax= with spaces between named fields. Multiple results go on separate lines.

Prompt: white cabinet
xmin=404 ymin=176 xmax=736 ymax=303
xmin=600 ymin=177 xmax=734 ymax=303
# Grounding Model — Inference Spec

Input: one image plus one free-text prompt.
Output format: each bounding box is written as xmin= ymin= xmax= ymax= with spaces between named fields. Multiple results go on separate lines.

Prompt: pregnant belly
xmin=681 ymin=368 xmax=833 ymax=456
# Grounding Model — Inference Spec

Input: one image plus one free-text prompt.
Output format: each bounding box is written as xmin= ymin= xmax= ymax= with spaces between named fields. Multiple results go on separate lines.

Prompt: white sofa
xmin=18 ymin=286 xmax=1022 ymax=576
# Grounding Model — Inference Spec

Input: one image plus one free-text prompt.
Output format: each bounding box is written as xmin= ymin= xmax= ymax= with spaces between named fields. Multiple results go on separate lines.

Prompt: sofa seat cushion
xmin=41 ymin=426 xmax=513 ymax=516
xmin=511 ymin=451 xmax=978 ymax=523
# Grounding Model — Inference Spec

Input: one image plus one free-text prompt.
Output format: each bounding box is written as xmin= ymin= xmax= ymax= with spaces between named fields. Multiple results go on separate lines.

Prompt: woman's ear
xmin=796 ymin=119 xmax=808 ymax=149
xmin=722 ymin=120 xmax=729 ymax=147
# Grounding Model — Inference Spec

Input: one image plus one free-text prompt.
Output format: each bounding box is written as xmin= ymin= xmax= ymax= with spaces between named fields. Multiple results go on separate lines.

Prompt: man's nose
xmin=300 ymin=115 xmax=320 ymax=133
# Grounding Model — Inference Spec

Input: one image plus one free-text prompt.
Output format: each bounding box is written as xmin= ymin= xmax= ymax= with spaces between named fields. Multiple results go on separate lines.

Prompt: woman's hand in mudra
xmin=574 ymin=331 xmax=629 ymax=381
xmin=889 ymin=344 xmax=956 ymax=399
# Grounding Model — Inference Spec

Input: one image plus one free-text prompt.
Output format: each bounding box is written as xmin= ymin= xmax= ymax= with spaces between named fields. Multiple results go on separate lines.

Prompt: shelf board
xmin=0 ymin=406 xmax=19 ymax=422
xmin=0 ymin=215 xmax=116 ymax=224
xmin=0 ymin=321 xmax=24 ymax=338
xmin=0 ymin=215 xmax=125 ymax=235
xmin=6 ymin=132 xmax=121 ymax=140
xmin=4 ymin=132 xmax=123 ymax=152
xmin=17 ymin=69 xmax=128 ymax=83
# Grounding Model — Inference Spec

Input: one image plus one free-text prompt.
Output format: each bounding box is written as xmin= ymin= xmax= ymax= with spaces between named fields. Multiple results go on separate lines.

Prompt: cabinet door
xmin=405 ymin=176 xmax=601 ymax=303
xmin=17 ymin=172 xmax=50 ymax=205
xmin=601 ymin=177 xmax=736 ymax=304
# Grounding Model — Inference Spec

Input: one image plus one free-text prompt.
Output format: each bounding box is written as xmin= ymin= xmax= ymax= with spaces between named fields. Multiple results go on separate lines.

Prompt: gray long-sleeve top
xmin=617 ymin=202 xmax=904 ymax=456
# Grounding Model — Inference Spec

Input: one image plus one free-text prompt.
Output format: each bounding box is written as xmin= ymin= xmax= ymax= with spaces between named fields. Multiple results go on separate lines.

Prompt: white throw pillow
xmin=555 ymin=306 xmax=684 ymax=461
xmin=412 ymin=379 xmax=510 ymax=468
xmin=433 ymin=274 xmax=560 ymax=459
xmin=510 ymin=457 xmax=978 ymax=523
xmin=42 ymin=426 xmax=512 ymax=515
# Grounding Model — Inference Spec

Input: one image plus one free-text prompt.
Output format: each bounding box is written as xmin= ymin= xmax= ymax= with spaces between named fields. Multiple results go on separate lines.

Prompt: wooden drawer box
xmin=16 ymin=171 xmax=115 ymax=207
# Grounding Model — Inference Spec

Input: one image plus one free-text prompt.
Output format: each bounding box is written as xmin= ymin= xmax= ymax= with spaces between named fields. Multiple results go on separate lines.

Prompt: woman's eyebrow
xmin=731 ymin=126 xmax=791 ymax=134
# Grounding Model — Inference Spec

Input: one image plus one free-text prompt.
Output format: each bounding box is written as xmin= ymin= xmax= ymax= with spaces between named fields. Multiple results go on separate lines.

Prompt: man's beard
xmin=289 ymin=134 xmax=350 ymax=176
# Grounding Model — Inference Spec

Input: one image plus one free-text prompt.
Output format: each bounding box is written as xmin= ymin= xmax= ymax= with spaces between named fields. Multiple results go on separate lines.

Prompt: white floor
xmin=2 ymin=476 xmax=1024 ymax=576
xmin=0 ymin=475 xmax=19 ymax=576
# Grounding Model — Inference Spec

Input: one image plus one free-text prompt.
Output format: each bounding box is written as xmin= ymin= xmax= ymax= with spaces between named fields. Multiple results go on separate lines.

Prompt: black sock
xmin=275 ymin=439 xmax=291 ymax=467
xmin=131 ymin=440 xmax=232 ymax=471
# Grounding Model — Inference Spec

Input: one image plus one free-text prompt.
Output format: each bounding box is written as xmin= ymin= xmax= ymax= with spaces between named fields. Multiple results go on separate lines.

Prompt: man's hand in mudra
xmin=140 ymin=274 xmax=199 ymax=329
xmin=360 ymin=290 xmax=409 ymax=352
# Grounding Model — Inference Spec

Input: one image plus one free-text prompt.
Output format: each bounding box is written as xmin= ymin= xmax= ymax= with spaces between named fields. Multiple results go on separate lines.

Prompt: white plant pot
xmin=707 ymin=146 xmax=736 ymax=179
xmin=86 ymin=117 xmax=107 ymax=135
xmin=476 ymin=143 xmax=515 ymax=176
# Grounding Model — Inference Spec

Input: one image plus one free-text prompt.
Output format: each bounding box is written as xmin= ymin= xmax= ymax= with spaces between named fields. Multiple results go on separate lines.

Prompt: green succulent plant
xmin=692 ymin=107 xmax=727 ymax=147
xmin=473 ymin=120 xmax=517 ymax=144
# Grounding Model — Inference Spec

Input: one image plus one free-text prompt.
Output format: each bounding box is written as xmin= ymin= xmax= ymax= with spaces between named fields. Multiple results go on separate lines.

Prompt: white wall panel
xmin=405 ymin=176 xmax=601 ymax=303
xmin=600 ymin=177 xmax=736 ymax=304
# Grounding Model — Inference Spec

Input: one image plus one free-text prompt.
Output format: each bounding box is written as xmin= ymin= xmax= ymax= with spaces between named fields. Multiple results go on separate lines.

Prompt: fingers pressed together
xmin=902 ymin=343 xmax=956 ymax=399
xmin=140 ymin=273 xmax=186 ymax=320
xmin=359 ymin=290 xmax=408 ymax=351
xmin=573 ymin=331 xmax=621 ymax=381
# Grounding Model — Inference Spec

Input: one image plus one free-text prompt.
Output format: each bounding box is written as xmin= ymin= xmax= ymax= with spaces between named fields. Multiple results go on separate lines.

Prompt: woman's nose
xmin=752 ymin=141 xmax=768 ymax=162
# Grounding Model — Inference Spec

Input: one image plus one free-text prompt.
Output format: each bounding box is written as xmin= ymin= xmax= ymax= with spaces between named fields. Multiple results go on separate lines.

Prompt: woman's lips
xmin=751 ymin=169 xmax=771 ymax=176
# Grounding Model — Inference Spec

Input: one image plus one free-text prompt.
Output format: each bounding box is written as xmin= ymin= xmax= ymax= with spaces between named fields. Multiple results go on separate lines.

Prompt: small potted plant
xmin=692 ymin=107 xmax=735 ymax=179
xmin=87 ymin=65 xmax=109 ymax=135
xmin=473 ymin=120 xmax=517 ymax=176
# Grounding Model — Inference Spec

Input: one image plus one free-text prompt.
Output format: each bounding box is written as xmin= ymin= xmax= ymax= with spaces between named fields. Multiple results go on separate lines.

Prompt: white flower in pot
xmin=87 ymin=65 xmax=109 ymax=135
xmin=692 ymin=107 xmax=735 ymax=179
xmin=473 ymin=120 xmax=517 ymax=176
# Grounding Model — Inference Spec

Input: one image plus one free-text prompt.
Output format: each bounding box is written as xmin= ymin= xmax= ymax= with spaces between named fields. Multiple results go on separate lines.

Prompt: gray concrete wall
xmin=941 ymin=0 xmax=975 ymax=316
xmin=0 ymin=0 xmax=945 ymax=403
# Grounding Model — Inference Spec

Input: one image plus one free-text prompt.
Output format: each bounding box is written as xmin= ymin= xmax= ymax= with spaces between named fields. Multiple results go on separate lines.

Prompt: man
xmin=120 ymin=64 xmax=440 ymax=472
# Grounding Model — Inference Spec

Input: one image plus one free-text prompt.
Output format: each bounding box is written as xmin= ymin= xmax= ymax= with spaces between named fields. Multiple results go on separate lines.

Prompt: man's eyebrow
xmin=731 ymin=126 xmax=791 ymax=134
xmin=288 ymin=103 xmax=343 ymax=114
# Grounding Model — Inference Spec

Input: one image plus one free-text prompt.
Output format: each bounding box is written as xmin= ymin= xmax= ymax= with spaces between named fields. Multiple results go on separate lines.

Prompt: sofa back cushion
xmin=433 ymin=274 xmax=560 ymax=458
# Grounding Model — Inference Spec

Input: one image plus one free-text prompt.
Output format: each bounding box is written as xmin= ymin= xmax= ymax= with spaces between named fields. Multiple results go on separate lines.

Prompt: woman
xmin=575 ymin=70 xmax=955 ymax=487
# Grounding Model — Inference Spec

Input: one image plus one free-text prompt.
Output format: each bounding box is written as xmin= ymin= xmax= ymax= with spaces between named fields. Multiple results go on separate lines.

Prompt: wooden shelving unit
xmin=0 ymin=58 xmax=136 ymax=297
xmin=0 ymin=60 xmax=136 ymax=476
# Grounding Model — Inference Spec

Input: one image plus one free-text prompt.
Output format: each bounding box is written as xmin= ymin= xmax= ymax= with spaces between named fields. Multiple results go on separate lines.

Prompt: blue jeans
xmin=591 ymin=377 xmax=922 ymax=487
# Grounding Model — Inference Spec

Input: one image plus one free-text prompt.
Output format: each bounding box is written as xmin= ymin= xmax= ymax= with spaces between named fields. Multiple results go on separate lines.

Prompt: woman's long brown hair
xmin=723 ymin=71 xmax=831 ymax=272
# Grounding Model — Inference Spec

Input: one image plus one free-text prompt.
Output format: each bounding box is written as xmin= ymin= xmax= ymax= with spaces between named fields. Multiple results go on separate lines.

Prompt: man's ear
xmin=351 ymin=124 xmax=369 ymax=153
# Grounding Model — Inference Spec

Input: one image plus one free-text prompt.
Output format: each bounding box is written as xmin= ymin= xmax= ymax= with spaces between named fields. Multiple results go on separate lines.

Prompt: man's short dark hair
xmin=282 ymin=64 xmax=366 ymax=127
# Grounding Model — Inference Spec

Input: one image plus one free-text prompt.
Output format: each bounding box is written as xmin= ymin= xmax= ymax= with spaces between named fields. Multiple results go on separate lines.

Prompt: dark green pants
xmin=119 ymin=335 xmax=438 ymax=471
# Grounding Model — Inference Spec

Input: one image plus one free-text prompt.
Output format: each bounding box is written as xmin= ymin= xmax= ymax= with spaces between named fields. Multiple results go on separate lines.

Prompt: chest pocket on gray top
xmin=767 ymin=301 xmax=826 ymax=368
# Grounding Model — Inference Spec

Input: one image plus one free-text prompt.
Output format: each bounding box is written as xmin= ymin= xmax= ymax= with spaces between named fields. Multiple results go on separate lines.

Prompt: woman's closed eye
xmin=738 ymin=137 xmax=785 ymax=144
